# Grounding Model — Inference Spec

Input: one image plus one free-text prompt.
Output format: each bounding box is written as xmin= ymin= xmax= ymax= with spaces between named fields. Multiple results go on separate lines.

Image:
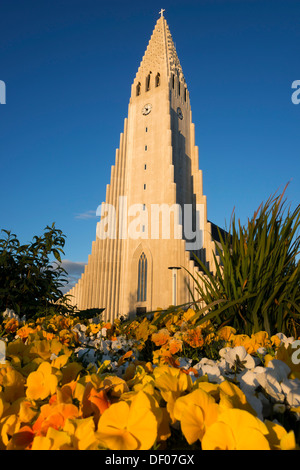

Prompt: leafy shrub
xmin=0 ymin=223 xmax=73 ymax=319
xmin=189 ymin=185 xmax=300 ymax=337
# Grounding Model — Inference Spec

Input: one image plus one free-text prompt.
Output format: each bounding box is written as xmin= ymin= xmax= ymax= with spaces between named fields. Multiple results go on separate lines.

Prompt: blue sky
xmin=0 ymin=0 xmax=299 ymax=286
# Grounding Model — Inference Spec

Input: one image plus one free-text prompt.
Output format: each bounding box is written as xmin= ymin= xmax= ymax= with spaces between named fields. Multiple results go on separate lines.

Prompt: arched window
xmin=136 ymin=82 xmax=141 ymax=96
xmin=155 ymin=73 xmax=160 ymax=87
xmin=146 ymin=73 xmax=151 ymax=91
xmin=137 ymin=252 xmax=147 ymax=302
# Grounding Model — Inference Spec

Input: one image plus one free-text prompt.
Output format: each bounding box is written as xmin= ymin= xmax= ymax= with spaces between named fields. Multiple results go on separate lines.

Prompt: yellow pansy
xmin=97 ymin=391 xmax=158 ymax=450
xmin=31 ymin=435 xmax=52 ymax=450
xmin=132 ymin=376 xmax=161 ymax=404
xmin=280 ymin=430 xmax=297 ymax=450
xmin=193 ymin=381 xmax=220 ymax=401
xmin=125 ymin=364 xmax=151 ymax=389
xmin=102 ymin=375 xmax=129 ymax=398
xmin=182 ymin=308 xmax=197 ymax=324
xmin=0 ymin=364 xmax=25 ymax=402
xmin=26 ymin=362 xmax=58 ymax=400
xmin=51 ymin=354 xmax=69 ymax=370
xmin=0 ymin=397 xmax=5 ymax=420
xmin=271 ymin=334 xmax=282 ymax=348
xmin=251 ymin=331 xmax=271 ymax=350
xmin=87 ymin=323 xmax=101 ymax=336
xmin=6 ymin=425 xmax=35 ymax=450
xmin=216 ymin=326 xmax=236 ymax=343
xmin=28 ymin=339 xmax=53 ymax=361
xmin=219 ymin=380 xmax=257 ymax=416
xmin=46 ymin=427 xmax=72 ymax=449
xmin=32 ymin=427 xmax=72 ymax=450
xmin=232 ymin=334 xmax=251 ymax=348
xmin=16 ymin=325 xmax=36 ymax=341
xmin=264 ymin=354 xmax=274 ymax=367
xmin=151 ymin=329 xmax=170 ymax=347
xmin=61 ymin=361 xmax=83 ymax=385
xmin=29 ymin=338 xmax=71 ymax=361
xmin=0 ymin=414 xmax=20 ymax=449
xmin=153 ymin=366 xmax=193 ymax=423
xmin=18 ymin=398 xmax=39 ymax=424
xmin=32 ymin=402 xmax=80 ymax=436
xmin=135 ymin=318 xmax=156 ymax=342
xmin=63 ymin=416 xmax=99 ymax=450
xmin=201 ymin=408 xmax=270 ymax=450
xmin=174 ymin=388 xmax=219 ymax=444
xmin=6 ymin=338 xmax=29 ymax=359
xmin=264 ymin=420 xmax=296 ymax=450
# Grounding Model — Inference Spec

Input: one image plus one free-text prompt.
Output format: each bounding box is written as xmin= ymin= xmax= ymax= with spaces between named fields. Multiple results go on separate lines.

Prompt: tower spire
xmin=133 ymin=11 xmax=185 ymax=88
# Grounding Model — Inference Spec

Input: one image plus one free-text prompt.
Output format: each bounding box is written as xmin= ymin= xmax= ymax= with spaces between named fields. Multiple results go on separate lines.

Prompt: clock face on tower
xmin=142 ymin=103 xmax=152 ymax=115
xmin=177 ymin=107 xmax=183 ymax=120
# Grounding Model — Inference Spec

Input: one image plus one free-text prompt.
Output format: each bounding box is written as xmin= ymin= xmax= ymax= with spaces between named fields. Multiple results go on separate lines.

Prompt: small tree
xmin=0 ymin=223 xmax=73 ymax=319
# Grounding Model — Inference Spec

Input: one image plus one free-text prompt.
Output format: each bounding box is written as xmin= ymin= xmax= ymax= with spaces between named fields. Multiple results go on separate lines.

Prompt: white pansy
xmin=72 ymin=324 xmax=88 ymax=343
xmin=201 ymin=364 xmax=224 ymax=383
xmin=266 ymin=359 xmax=291 ymax=382
xmin=76 ymin=347 xmax=97 ymax=365
xmin=177 ymin=357 xmax=192 ymax=369
xmin=101 ymin=340 xmax=112 ymax=355
xmin=256 ymin=373 xmax=284 ymax=402
xmin=255 ymin=360 xmax=291 ymax=403
xmin=193 ymin=358 xmax=224 ymax=383
xmin=274 ymin=333 xmax=295 ymax=347
xmin=110 ymin=335 xmax=130 ymax=352
xmin=2 ymin=309 xmax=21 ymax=322
xmin=281 ymin=378 xmax=300 ymax=407
xmin=239 ymin=367 xmax=266 ymax=390
xmin=220 ymin=346 xmax=256 ymax=370
xmin=237 ymin=367 xmax=267 ymax=419
xmin=256 ymin=347 xmax=267 ymax=356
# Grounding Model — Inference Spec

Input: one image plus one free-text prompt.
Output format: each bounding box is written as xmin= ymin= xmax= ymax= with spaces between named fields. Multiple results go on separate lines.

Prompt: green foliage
xmin=75 ymin=308 xmax=105 ymax=320
xmin=0 ymin=223 xmax=73 ymax=319
xmin=189 ymin=185 xmax=300 ymax=337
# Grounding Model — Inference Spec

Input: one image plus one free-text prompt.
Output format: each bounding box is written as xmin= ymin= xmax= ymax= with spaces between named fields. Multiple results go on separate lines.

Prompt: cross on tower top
xmin=159 ymin=8 xmax=165 ymax=17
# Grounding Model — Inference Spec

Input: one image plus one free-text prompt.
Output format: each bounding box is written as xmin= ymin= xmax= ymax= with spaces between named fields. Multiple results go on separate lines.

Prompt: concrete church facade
xmin=67 ymin=12 xmax=219 ymax=322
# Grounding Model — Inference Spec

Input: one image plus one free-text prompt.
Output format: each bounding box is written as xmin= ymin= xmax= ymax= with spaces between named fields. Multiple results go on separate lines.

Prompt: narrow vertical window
xmin=172 ymin=74 xmax=175 ymax=89
xmin=146 ymin=73 xmax=151 ymax=91
xmin=184 ymin=87 xmax=187 ymax=102
xmin=136 ymin=82 xmax=141 ymax=96
xmin=178 ymin=81 xmax=180 ymax=96
xmin=144 ymin=184 xmax=146 ymax=190
xmin=137 ymin=252 xmax=147 ymax=302
xmin=155 ymin=72 xmax=160 ymax=87
xmin=145 ymin=145 xmax=147 ymax=151
xmin=145 ymin=127 xmax=148 ymax=132
xmin=144 ymin=164 xmax=147 ymax=170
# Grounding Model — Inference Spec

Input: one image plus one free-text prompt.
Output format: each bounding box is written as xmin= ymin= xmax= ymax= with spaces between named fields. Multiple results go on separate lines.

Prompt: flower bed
xmin=0 ymin=308 xmax=299 ymax=450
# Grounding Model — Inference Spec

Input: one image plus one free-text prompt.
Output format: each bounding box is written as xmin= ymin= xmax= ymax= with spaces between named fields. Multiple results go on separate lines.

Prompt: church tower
xmin=67 ymin=11 xmax=218 ymax=321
